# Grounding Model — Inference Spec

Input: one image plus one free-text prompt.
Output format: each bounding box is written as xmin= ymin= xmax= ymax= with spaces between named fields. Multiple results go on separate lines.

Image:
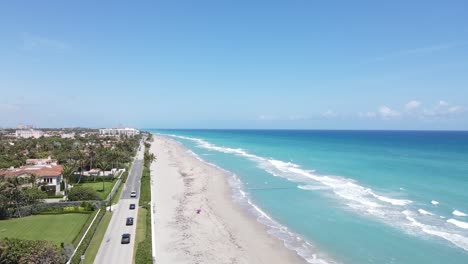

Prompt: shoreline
xmin=150 ymin=135 xmax=306 ymax=264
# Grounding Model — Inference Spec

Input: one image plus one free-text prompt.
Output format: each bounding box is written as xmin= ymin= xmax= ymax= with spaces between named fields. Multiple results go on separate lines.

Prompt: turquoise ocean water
xmin=149 ymin=129 xmax=468 ymax=264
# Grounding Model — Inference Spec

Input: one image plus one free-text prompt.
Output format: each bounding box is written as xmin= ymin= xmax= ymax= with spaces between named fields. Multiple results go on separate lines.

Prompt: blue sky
xmin=0 ymin=0 xmax=467 ymax=129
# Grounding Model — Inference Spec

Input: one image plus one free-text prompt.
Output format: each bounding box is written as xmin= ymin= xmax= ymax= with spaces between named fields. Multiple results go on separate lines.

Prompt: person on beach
xmin=196 ymin=208 xmax=201 ymax=214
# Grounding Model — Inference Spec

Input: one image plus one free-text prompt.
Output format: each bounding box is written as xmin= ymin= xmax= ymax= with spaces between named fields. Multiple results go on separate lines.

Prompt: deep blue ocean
xmin=148 ymin=129 xmax=468 ymax=264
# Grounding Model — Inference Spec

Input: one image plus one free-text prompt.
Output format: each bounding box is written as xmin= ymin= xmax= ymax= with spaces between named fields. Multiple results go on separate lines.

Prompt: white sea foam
xmin=298 ymin=185 xmax=330 ymax=191
xmin=447 ymin=219 xmax=468 ymax=229
xmin=371 ymin=192 xmax=412 ymax=206
xmin=166 ymin=133 xmax=468 ymax=253
xmin=418 ymin=209 xmax=434 ymax=215
xmin=453 ymin=210 xmax=467 ymax=217
xmin=173 ymin=135 xmax=335 ymax=264
xmin=403 ymin=210 xmax=468 ymax=251
xmin=170 ymin=133 xmax=413 ymax=211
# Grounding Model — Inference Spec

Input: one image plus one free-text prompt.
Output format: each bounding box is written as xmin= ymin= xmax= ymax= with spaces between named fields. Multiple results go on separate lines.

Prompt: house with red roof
xmin=0 ymin=164 xmax=63 ymax=195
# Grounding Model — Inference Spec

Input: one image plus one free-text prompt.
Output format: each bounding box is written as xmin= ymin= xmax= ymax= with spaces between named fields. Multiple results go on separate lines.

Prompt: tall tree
xmin=61 ymin=163 xmax=76 ymax=196
xmin=96 ymin=161 xmax=110 ymax=191
xmin=74 ymin=150 xmax=86 ymax=184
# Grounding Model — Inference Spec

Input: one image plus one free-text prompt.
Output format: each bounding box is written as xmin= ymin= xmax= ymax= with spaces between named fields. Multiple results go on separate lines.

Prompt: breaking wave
xmin=166 ymin=134 xmax=468 ymax=253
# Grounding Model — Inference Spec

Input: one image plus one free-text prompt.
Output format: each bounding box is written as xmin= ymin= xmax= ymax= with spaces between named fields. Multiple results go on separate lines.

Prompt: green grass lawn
xmin=133 ymin=208 xmax=147 ymax=263
xmin=0 ymin=214 xmax=91 ymax=245
xmin=83 ymin=211 xmax=112 ymax=264
xmin=76 ymin=181 xmax=115 ymax=200
xmin=139 ymin=167 xmax=151 ymax=206
xmin=134 ymin=163 xmax=152 ymax=263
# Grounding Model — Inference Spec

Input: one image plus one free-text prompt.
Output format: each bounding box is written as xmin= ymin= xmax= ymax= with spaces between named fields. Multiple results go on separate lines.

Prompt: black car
xmin=121 ymin=233 xmax=131 ymax=244
xmin=129 ymin=204 xmax=136 ymax=210
xmin=126 ymin=217 xmax=134 ymax=226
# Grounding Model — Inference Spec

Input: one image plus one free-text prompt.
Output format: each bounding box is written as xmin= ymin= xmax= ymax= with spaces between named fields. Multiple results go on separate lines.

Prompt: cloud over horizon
xmin=21 ymin=33 xmax=71 ymax=51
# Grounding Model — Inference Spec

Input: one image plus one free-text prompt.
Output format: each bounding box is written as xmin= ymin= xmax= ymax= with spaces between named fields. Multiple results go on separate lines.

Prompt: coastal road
xmin=94 ymin=140 xmax=145 ymax=264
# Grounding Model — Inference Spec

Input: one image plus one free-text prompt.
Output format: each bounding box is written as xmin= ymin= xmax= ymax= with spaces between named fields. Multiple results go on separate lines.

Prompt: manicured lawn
xmin=83 ymin=211 xmax=112 ymax=264
xmin=139 ymin=167 xmax=151 ymax=206
xmin=75 ymin=181 xmax=115 ymax=200
xmin=0 ymin=214 xmax=91 ymax=245
xmin=134 ymin=163 xmax=152 ymax=263
xmin=135 ymin=208 xmax=147 ymax=244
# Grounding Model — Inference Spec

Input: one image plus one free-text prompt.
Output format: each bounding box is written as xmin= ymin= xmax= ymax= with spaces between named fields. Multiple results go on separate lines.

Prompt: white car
xmin=130 ymin=191 xmax=137 ymax=198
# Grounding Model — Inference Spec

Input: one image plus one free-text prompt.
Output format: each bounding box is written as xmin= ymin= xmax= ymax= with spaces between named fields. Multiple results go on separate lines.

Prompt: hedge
xmin=135 ymin=205 xmax=152 ymax=264
xmin=69 ymin=208 xmax=106 ymax=264
xmin=135 ymin=160 xmax=152 ymax=264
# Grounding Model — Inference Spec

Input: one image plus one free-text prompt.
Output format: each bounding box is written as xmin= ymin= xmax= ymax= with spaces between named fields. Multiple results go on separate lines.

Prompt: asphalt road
xmin=93 ymin=141 xmax=145 ymax=264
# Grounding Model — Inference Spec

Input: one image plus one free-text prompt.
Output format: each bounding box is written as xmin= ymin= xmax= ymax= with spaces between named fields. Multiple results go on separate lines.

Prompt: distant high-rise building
xmin=15 ymin=129 xmax=45 ymax=139
xmin=99 ymin=128 xmax=140 ymax=137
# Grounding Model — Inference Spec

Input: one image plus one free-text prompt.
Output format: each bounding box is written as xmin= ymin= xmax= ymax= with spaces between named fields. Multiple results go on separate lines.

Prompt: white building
xmin=99 ymin=128 xmax=140 ymax=137
xmin=61 ymin=132 xmax=75 ymax=139
xmin=15 ymin=129 xmax=45 ymax=139
xmin=26 ymin=156 xmax=58 ymax=166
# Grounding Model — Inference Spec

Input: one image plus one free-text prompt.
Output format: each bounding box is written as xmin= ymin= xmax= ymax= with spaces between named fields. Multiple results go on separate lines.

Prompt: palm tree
xmin=144 ymin=152 xmax=156 ymax=166
xmin=74 ymin=150 xmax=86 ymax=184
xmin=88 ymin=146 xmax=96 ymax=173
xmin=62 ymin=163 xmax=76 ymax=196
xmin=96 ymin=161 xmax=110 ymax=192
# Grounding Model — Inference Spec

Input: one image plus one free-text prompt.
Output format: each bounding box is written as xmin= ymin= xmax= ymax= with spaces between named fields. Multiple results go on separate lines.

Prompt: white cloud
xmin=0 ymin=103 xmax=20 ymax=112
xmin=322 ymin=110 xmax=337 ymax=118
xmin=438 ymin=100 xmax=449 ymax=107
xmin=258 ymin=115 xmax=277 ymax=121
xmin=448 ymin=105 xmax=466 ymax=114
xmin=379 ymin=106 xmax=400 ymax=118
xmin=428 ymin=101 xmax=466 ymax=116
xmin=288 ymin=115 xmax=308 ymax=121
xmin=21 ymin=33 xmax=70 ymax=51
xmin=405 ymin=100 xmax=422 ymax=110
xmin=358 ymin=112 xmax=377 ymax=118
xmin=359 ymin=100 xmax=467 ymax=122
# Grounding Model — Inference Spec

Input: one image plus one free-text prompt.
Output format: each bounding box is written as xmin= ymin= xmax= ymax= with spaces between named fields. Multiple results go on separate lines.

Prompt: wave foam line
xmin=166 ymin=134 xmax=468 ymax=253
xmin=172 ymin=135 xmax=336 ymax=264
xmin=453 ymin=210 xmax=467 ymax=217
xmin=403 ymin=210 xmax=468 ymax=251
xmin=447 ymin=219 xmax=468 ymax=230
xmin=417 ymin=209 xmax=434 ymax=215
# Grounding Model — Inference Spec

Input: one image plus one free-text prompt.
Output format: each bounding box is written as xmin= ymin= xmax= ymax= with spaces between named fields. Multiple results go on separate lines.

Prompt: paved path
xmin=94 ymin=140 xmax=145 ymax=264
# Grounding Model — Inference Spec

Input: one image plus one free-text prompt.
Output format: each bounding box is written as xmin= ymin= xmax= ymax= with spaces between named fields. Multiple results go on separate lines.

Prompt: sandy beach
xmin=150 ymin=135 xmax=305 ymax=264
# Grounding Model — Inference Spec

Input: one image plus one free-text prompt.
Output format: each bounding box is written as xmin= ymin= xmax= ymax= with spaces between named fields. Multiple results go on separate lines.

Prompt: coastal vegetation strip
xmin=69 ymin=208 xmax=106 ymax=264
xmin=134 ymin=142 xmax=154 ymax=263
xmin=82 ymin=211 xmax=112 ymax=264
xmin=138 ymin=166 xmax=151 ymax=207
xmin=72 ymin=209 xmax=98 ymax=247
xmin=134 ymin=206 xmax=152 ymax=264
xmin=133 ymin=208 xmax=148 ymax=263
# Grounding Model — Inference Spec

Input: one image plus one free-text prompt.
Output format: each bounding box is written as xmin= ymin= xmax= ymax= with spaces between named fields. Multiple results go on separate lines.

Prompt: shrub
xmin=135 ymin=206 xmax=152 ymax=264
xmin=69 ymin=209 xmax=105 ymax=264
xmin=0 ymin=238 xmax=65 ymax=264
xmin=41 ymin=185 xmax=57 ymax=196
xmin=68 ymin=186 xmax=100 ymax=201
xmin=80 ymin=202 xmax=95 ymax=211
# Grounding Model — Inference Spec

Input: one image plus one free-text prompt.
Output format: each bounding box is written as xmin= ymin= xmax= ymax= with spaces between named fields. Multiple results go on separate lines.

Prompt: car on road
xmin=126 ymin=217 xmax=134 ymax=226
xmin=129 ymin=204 xmax=136 ymax=210
xmin=130 ymin=191 xmax=137 ymax=198
xmin=121 ymin=233 xmax=131 ymax=244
